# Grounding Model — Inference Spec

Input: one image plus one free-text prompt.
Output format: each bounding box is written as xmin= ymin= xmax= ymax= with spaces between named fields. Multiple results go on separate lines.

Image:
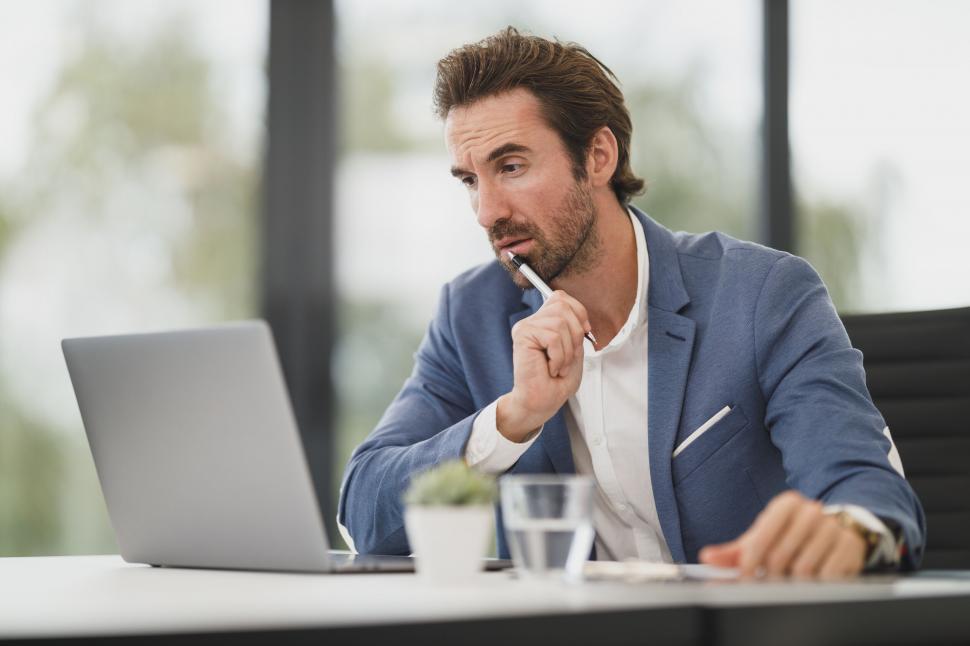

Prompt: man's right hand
xmin=496 ymin=291 xmax=591 ymax=442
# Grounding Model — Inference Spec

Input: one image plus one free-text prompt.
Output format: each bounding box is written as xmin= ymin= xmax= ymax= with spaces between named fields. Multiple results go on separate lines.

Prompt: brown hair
xmin=433 ymin=27 xmax=645 ymax=204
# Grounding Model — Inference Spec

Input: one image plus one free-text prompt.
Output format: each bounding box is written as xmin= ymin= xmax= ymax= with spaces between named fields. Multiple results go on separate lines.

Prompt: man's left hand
xmin=698 ymin=490 xmax=867 ymax=579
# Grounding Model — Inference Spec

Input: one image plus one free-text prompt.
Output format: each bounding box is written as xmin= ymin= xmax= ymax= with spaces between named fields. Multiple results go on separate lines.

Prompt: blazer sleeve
xmin=754 ymin=254 xmax=927 ymax=569
xmin=337 ymin=282 xmax=482 ymax=555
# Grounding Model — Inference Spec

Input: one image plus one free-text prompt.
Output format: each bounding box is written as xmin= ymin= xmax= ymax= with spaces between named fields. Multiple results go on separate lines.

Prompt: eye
xmin=460 ymin=174 xmax=477 ymax=188
xmin=502 ymin=163 xmax=522 ymax=174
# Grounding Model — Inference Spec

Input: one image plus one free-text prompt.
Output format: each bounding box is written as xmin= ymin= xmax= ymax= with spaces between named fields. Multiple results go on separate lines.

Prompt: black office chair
xmin=841 ymin=306 xmax=970 ymax=569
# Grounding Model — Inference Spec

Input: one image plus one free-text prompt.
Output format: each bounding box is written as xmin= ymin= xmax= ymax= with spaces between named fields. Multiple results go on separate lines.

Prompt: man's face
xmin=445 ymin=88 xmax=599 ymax=287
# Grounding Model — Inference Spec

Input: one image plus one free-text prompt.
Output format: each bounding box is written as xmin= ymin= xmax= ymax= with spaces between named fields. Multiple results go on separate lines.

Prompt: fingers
xmin=817 ymin=531 xmax=867 ymax=579
xmin=698 ymin=490 xmax=868 ymax=580
xmin=520 ymin=292 xmax=587 ymax=377
xmin=510 ymin=318 xmax=575 ymax=378
xmin=550 ymin=290 xmax=593 ymax=337
xmin=763 ymin=500 xmax=823 ymax=576
xmin=790 ymin=515 xmax=842 ymax=578
xmin=699 ymin=540 xmax=741 ymax=568
xmin=541 ymin=291 xmax=589 ymax=344
xmin=737 ymin=490 xmax=803 ymax=577
xmin=504 ymin=292 xmax=592 ymax=437
xmin=533 ymin=325 xmax=571 ymax=378
xmin=554 ymin=297 xmax=588 ymax=349
xmin=538 ymin=319 xmax=579 ymax=377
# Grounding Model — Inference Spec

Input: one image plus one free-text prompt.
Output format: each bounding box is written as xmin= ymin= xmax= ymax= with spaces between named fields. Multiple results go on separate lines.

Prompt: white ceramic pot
xmin=404 ymin=504 xmax=494 ymax=584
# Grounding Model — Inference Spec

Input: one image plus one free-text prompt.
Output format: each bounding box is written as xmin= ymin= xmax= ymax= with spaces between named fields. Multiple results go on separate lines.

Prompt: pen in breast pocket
xmin=506 ymin=251 xmax=597 ymax=346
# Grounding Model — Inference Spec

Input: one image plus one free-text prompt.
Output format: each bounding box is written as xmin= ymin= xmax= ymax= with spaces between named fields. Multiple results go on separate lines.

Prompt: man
xmin=338 ymin=27 xmax=925 ymax=577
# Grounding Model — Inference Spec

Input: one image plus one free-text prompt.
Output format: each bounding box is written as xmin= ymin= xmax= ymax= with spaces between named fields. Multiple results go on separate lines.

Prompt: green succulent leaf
xmin=403 ymin=460 xmax=497 ymax=506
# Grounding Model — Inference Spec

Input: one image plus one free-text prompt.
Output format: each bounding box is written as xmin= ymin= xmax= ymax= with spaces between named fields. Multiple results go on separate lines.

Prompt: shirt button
xmin=616 ymin=503 xmax=628 ymax=512
xmin=591 ymin=435 xmax=603 ymax=446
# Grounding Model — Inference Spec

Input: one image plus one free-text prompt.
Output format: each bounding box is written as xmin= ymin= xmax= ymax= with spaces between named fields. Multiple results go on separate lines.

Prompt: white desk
xmin=3 ymin=555 xmax=970 ymax=645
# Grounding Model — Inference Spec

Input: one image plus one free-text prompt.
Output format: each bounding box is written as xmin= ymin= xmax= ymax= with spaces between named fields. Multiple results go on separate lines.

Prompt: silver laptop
xmin=62 ymin=320 xmax=412 ymax=573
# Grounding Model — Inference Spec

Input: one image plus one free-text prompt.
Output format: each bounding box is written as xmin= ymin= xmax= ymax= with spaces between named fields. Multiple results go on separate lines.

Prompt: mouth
xmin=495 ymin=237 xmax=534 ymax=257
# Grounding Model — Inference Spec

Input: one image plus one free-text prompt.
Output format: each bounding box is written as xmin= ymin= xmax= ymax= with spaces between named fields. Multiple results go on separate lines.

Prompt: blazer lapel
xmin=637 ymin=208 xmax=696 ymax=563
xmin=647 ymin=307 xmax=695 ymax=563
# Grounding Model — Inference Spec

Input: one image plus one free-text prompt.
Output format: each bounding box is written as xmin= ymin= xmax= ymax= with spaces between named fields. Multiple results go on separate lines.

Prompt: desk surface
xmin=4 ymin=555 xmax=970 ymax=645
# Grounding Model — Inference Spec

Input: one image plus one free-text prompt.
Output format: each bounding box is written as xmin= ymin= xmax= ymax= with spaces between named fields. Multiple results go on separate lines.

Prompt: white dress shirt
xmin=462 ymin=209 xmax=898 ymax=566
xmin=467 ymin=210 xmax=672 ymax=561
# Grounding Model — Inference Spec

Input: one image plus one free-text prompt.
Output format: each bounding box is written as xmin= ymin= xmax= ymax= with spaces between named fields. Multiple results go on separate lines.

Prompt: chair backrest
xmin=841 ymin=307 xmax=970 ymax=569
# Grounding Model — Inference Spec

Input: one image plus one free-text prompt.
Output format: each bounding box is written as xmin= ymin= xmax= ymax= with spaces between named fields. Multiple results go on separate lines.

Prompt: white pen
xmin=506 ymin=251 xmax=598 ymax=345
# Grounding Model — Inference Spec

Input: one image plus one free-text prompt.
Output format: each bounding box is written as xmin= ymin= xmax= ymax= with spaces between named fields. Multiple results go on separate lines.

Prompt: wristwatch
xmin=832 ymin=510 xmax=883 ymax=562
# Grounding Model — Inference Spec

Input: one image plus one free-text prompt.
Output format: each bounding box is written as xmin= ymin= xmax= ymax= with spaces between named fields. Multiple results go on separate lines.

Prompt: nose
xmin=474 ymin=177 xmax=512 ymax=230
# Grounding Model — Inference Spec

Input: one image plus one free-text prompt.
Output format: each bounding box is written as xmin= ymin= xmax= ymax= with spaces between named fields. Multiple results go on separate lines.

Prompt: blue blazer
xmin=339 ymin=208 xmax=926 ymax=568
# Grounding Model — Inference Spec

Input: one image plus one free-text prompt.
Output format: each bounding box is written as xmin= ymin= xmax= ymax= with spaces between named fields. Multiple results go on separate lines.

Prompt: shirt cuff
xmin=336 ymin=515 xmax=357 ymax=554
xmin=823 ymin=504 xmax=899 ymax=569
xmin=464 ymin=400 xmax=541 ymax=474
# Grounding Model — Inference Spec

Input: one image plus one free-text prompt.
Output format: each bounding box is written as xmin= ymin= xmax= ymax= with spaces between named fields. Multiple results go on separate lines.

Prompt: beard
xmin=490 ymin=180 xmax=600 ymax=289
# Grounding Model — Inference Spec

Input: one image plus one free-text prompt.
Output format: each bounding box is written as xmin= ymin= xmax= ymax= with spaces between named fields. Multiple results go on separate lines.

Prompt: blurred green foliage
xmin=797 ymin=198 xmax=867 ymax=312
xmin=0 ymin=12 xmax=257 ymax=555
xmin=339 ymin=59 xmax=418 ymax=154
xmin=626 ymin=80 xmax=754 ymax=240
xmin=0 ymin=400 xmax=65 ymax=554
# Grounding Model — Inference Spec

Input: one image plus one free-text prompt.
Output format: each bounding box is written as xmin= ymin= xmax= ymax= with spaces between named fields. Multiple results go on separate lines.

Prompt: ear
xmin=586 ymin=126 xmax=619 ymax=190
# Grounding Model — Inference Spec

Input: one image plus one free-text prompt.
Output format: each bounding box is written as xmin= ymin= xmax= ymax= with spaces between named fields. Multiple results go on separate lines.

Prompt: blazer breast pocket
xmin=672 ymin=404 xmax=749 ymax=485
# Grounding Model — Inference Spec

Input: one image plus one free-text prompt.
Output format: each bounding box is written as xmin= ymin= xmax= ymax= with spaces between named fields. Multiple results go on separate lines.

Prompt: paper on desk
xmin=583 ymin=560 xmax=739 ymax=583
xmin=679 ymin=563 xmax=740 ymax=580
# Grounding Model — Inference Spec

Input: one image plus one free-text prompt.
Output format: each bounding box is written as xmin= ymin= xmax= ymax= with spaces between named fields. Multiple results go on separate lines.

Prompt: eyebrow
xmin=449 ymin=143 xmax=532 ymax=178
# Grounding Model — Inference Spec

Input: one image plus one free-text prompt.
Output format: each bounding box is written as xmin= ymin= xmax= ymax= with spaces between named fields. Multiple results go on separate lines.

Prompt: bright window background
xmin=0 ymin=1 xmax=267 ymax=556
xmin=332 ymin=0 xmax=760 ymax=542
xmin=792 ymin=0 xmax=970 ymax=312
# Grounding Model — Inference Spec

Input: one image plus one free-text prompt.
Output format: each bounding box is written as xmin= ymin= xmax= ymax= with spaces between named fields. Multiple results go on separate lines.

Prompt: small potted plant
xmin=403 ymin=460 xmax=497 ymax=583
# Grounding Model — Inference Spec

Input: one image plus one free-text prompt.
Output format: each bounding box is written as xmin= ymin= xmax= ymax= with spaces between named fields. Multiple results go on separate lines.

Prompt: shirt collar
xmin=591 ymin=207 xmax=650 ymax=354
xmin=629 ymin=206 xmax=650 ymax=328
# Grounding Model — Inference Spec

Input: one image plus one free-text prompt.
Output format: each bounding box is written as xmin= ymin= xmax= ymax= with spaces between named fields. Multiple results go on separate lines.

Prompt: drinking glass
xmin=500 ymin=474 xmax=594 ymax=582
